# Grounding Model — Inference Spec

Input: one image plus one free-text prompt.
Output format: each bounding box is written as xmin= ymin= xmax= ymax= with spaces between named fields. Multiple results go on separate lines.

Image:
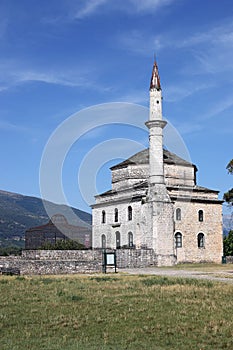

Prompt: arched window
xmin=102 ymin=210 xmax=106 ymax=224
xmin=128 ymin=232 xmax=133 ymax=248
xmin=197 ymin=233 xmax=205 ymax=248
xmin=116 ymin=231 xmax=121 ymax=249
xmin=114 ymin=208 xmax=118 ymax=222
xmin=101 ymin=234 xmax=106 ymax=249
xmin=128 ymin=206 xmax=132 ymax=221
xmin=176 ymin=208 xmax=181 ymax=221
xmin=198 ymin=210 xmax=204 ymax=222
xmin=175 ymin=232 xmax=182 ymax=248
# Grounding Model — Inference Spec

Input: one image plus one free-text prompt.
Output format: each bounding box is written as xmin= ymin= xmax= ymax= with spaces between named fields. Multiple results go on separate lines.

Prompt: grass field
xmin=1 ymin=273 xmax=233 ymax=350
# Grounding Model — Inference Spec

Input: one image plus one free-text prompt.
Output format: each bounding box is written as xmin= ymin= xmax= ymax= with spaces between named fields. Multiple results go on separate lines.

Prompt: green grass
xmin=1 ymin=274 xmax=233 ymax=350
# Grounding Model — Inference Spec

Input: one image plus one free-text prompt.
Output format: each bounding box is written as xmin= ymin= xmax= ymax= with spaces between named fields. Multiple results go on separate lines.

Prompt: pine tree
xmin=223 ymin=159 xmax=233 ymax=206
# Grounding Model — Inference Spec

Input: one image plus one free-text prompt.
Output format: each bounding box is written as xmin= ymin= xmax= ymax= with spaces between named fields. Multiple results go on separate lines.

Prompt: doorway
xmin=115 ymin=231 xmax=121 ymax=249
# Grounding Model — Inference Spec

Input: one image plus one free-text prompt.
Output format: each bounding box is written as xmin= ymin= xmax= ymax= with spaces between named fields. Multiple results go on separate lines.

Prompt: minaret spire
xmin=146 ymin=58 xmax=166 ymax=184
xmin=150 ymin=59 xmax=161 ymax=90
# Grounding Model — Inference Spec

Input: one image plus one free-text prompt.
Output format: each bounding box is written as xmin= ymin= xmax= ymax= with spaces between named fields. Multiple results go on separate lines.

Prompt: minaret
xmin=146 ymin=60 xmax=167 ymax=186
xmin=145 ymin=59 xmax=176 ymax=266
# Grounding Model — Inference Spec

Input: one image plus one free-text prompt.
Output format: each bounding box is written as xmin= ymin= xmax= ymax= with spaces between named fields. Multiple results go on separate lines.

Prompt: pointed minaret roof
xmin=150 ymin=59 xmax=161 ymax=90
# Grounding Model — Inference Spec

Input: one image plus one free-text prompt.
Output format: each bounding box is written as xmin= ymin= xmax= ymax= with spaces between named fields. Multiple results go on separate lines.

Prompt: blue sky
xmin=0 ymin=0 xmax=233 ymax=215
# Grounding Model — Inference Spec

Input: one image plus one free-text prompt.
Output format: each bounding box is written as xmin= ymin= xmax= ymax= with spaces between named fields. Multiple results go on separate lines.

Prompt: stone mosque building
xmin=91 ymin=61 xmax=223 ymax=266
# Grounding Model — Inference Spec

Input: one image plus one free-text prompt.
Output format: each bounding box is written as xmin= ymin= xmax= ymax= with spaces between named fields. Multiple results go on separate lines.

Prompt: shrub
xmin=39 ymin=239 xmax=85 ymax=250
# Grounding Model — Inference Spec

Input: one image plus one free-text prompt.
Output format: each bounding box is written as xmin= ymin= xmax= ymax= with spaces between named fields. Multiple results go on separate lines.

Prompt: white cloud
xmin=0 ymin=62 xmax=112 ymax=93
xmin=74 ymin=0 xmax=109 ymax=19
xmin=0 ymin=68 xmax=87 ymax=91
xmin=118 ymin=17 xmax=233 ymax=57
xmin=173 ymin=21 xmax=233 ymax=75
xmin=165 ymin=82 xmax=214 ymax=102
xmin=201 ymin=95 xmax=233 ymax=121
xmin=14 ymin=70 xmax=87 ymax=87
xmin=62 ymin=0 xmax=176 ymax=21
xmin=179 ymin=21 xmax=233 ymax=48
xmin=128 ymin=0 xmax=175 ymax=12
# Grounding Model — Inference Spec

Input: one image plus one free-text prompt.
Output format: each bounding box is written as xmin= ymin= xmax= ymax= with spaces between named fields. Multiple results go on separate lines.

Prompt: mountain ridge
xmin=0 ymin=189 xmax=92 ymax=248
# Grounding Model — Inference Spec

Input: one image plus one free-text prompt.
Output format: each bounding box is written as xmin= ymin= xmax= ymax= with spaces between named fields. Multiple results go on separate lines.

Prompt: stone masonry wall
xmin=116 ymin=249 xmax=157 ymax=268
xmin=0 ymin=250 xmax=103 ymax=275
xmin=0 ymin=249 xmax=159 ymax=275
xmin=174 ymin=201 xmax=223 ymax=263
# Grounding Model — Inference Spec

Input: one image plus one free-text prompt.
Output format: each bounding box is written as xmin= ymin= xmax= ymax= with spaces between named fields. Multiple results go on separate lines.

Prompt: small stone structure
xmin=25 ymin=214 xmax=92 ymax=249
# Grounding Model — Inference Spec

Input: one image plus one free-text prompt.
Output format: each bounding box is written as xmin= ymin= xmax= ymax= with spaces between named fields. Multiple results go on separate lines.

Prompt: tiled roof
xmin=111 ymin=148 xmax=195 ymax=170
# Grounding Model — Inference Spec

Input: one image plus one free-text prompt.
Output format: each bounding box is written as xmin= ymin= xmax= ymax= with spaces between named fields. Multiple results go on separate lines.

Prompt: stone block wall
xmin=0 ymin=249 xmax=159 ymax=275
xmin=116 ymin=249 xmax=157 ymax=268
xmin=174 ymin=201 xmax=223 ymax=264
xmin=21 ymin=250 xmax=101 ymax=261
xmin=92 ymin=199 xmax=145 ymax=249
xmin=0 ymin=250 xmax=103 ymax=275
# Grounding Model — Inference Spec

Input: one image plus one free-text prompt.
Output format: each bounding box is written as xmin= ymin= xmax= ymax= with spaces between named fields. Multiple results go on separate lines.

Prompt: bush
xmin=0 ymin=246 xmax=22 ymax=256
xmin=223 ymin=230 xmax=233 ymax=256
xmin=39 ymin=239 xmax=85 ymax=250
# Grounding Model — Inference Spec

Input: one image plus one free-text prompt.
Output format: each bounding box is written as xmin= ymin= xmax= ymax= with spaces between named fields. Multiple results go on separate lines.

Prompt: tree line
xmin=223 ymin=159 xmax=233 ymax=256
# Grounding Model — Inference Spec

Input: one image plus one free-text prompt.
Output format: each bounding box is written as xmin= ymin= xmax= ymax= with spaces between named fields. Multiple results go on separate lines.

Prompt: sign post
xmin=102 ymin=250 xmax=117 ymax=273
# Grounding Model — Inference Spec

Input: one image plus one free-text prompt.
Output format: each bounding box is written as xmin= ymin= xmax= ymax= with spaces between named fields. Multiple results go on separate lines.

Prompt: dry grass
xmin=161 ymin=262 xmax=233 ymax=272
xmin=1 ymin=274 xmax=233 ymax=349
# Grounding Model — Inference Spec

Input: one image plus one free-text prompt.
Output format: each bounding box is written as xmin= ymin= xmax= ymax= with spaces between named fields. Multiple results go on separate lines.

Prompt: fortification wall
xmin=0 ymin=249 xmax=158 ymax=275
xmin=0 ymin=250 xmax=103 ymax=275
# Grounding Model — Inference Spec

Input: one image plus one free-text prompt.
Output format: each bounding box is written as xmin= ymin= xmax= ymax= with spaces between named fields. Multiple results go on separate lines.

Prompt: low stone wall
xmin=116 ymin=249 xmax=157 ymax=268
xmin=0 ymin=250 xmax=103 ymax=275
xmin=1 ymin=251 xmax=232 ymax=275
xmin=0 ymin=249 xmax=158 ymax=275
xmin=22 ymin=249 xmax=101 ymax=261
xmin=0 ymin=258 xmax=102 ymax=275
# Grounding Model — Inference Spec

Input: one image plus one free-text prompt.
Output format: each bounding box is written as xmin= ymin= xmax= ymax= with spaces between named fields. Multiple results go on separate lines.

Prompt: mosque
xmin=91 ymin=61 xmax=223 ymax=266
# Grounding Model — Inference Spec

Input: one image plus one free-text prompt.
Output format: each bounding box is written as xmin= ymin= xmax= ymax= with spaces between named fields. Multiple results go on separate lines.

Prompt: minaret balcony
xmin=145 ymin=120 xmax=167 ymax=129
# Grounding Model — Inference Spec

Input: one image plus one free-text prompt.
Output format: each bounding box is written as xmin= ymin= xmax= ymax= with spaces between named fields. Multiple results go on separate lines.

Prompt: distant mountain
xmin=0 ymin=190 xmax=92 ymax=248
xmin=223 ymin=214 xmax=233 ymax=236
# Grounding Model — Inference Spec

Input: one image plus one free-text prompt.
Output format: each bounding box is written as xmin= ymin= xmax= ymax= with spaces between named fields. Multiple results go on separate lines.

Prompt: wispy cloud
xmin=0 ymin=61 xmax=112 ymax=93
xmin=117 ymin=18 xmax=233 ymax=71
xmin=176 ymin=20 xmax=233 ymax=75
xmin=165 ymin=82 xmax=214 ymax=102
xmin=179 ymin=21 xmax=233 ymax=49
xmin=74 ymin=0 xmax=108 ymax=19
xmin=0 ymin=68 xmax=86 ymax=91
xmin=50 ymin=0 xmax=176 ymax=22
xmin=173 ymin=93 xmax=233 ymax=135
xmin=128 ymin=0 xmax=175 ymax=13
xmin=14 ymin=70 xmax=88 ymax=88
xmin=201 ymin=94 xmax=233 ymax=121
